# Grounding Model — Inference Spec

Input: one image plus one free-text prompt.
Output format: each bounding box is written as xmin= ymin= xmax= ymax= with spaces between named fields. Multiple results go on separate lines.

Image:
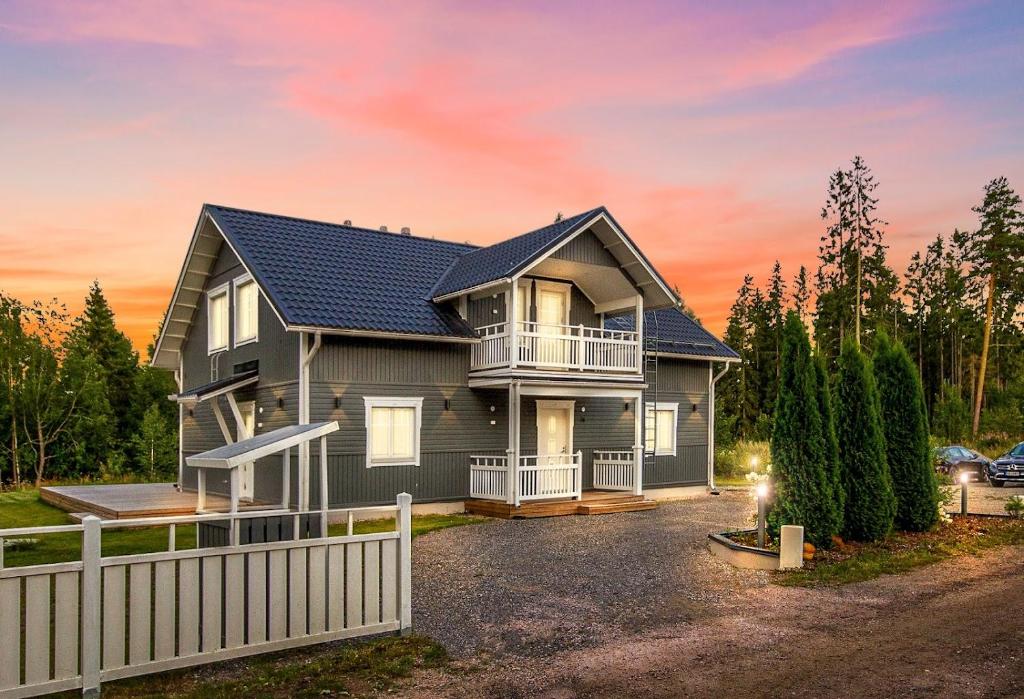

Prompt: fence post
xmin=397 ymin=492 xmax=413 ymax=635
xmin=81 ymin=516 xmax=102 ymax=698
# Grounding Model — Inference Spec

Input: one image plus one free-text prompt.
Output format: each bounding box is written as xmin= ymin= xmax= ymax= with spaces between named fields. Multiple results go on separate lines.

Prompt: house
xmin=151 ymin=205 xmax=738 ymax=516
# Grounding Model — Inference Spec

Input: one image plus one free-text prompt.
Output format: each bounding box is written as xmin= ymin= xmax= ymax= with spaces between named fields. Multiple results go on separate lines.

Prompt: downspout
xmin=708 ymin=362 xmax=730 ymax=494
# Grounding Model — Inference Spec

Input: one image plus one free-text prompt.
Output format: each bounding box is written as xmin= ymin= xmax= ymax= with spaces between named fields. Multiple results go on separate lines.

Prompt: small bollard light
xmin=960 ymin=472 xmax=970 ymax=516
xmin=756 ymin=482 xmax=768 ymax=548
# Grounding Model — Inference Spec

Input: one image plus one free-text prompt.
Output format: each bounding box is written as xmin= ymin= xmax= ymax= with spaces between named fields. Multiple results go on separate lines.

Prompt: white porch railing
xmin=469 ymin=455 xmax=508 ymax=500
xmin=593 ymin=450 xmax=636 ymax=491
xmin=471 ymin=321 xmax=639 ymax=373
xmin=469 ymin=452 xmax=583 ymax=504
xmin=0 ymin=495 xmax=413 ymax=698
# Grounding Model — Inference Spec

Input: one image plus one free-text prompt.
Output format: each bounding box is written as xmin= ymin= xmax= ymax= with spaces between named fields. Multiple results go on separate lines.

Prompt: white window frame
xmin=207 ymin=282 xmax=230 ymax=355
xmin=363 ymin=396 xmax=424 ymax=468
xmin=645 ymin=402 xmax=678 ymax=456
xmin=233 ymin=274 xmax=259 ymax=347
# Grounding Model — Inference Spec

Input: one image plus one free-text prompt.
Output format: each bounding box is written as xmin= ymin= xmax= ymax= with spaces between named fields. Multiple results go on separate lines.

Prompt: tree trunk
xmin=9 ymin=413 xmax=18 ymax=488
xmin=972 ymin=275 xmax=996 ymax=436
xmin=34 ymin=424 xmax=46 ymax=488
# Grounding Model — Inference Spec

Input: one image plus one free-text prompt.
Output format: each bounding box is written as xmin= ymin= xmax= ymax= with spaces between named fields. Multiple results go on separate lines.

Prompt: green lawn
xmin=0 ymin=489 xmax=485 ymax=568
xmin=776 ymin=515 xmax=1024 ymax=586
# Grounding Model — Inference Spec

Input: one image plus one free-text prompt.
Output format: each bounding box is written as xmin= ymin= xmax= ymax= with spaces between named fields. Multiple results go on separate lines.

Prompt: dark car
xmin=934 ymin=445 xmax=991 ymax=482
xmin=987 ymin=442 xmax=1024 ymax=487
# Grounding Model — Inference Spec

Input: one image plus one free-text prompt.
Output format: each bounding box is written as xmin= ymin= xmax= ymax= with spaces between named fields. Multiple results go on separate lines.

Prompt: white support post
xmin=397 ymin=492 xmax=413 ymax=635
xmin=319 ymin=435 xmax=329 ymax=537
xmin=281 ymin=447 xmax=291 ymax=510
xmin=196 ymin=468 xmax=207 ymax=511
xmin=635 ymin=294 xmax=644 ymax=374
xmin=168 ymin=524 xmax=176 ymax=552
xmin=632 ymin=393 xmax=644 ymax=497
xmin=575 ymin=450 xmax=583 ymax=499
xmin=577 ymin=324 xmax=585 ymax=370
xmin=212 ymin=400 xmax=234 ymax=445
xmin=511 ymin=381 xmax=522 ymax=507
xmin=81 ymin=516 xmax=101 ymax=699
xmin=229 ymin=469 xmax=240 ymax=545
xmin=506 ymin=382 xmax=516 ymax=505
xmin=508 ymin=280 xmax=518 ymax=369
xmin=177 ymin=356 xmax=184 ymax=491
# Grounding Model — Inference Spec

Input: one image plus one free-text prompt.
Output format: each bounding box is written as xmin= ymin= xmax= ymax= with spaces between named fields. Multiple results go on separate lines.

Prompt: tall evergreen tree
xmin=873 ymin=335 xmax=939 ymax=531
xmin=792 ymin=266 xmax=810 ymax=325
xmin=962 ymin=177 xmax=1024 ymax=435
xmin=834 ymin=337 xmax=895 ymax=542
xmin=769 ymin=312 xmax=840 ymax=547
xmin=814 ymin=350 xmax=843 ymax=525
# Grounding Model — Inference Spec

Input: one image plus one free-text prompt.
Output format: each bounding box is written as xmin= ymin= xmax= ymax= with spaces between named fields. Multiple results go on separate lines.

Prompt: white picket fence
xmin=0 ymin=493 xmax=413 ymax=698
xmin=592 ymin=450 xmax=636 ymax=491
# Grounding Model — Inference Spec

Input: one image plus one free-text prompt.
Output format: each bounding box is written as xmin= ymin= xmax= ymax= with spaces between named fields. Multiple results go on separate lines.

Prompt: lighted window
xmin=364 ymin=397 xmax=423 ymax=468
xmin=234 ymin=275 xmax=258 ymax=346
xmin=644 ymin=402 xmax=678 ymax=456
xmin=207 ymin=284 xmax=229 ymax=353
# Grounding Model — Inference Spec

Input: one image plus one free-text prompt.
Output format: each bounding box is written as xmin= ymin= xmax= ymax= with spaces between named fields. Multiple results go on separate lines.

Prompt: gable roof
xmin=207 ymin=205 xmax=479 ymax=338
xmin=605 ymin=308 xmax=739 ymax=361
xmin=430 ymin=208 xmax=602 ymax=298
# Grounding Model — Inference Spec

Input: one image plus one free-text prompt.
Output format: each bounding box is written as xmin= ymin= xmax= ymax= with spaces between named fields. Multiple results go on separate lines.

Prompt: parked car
xmin=933 ymin=445 xmax=991 ymax=482
xmin=987 ymin=442 xmax=1024 ymax=487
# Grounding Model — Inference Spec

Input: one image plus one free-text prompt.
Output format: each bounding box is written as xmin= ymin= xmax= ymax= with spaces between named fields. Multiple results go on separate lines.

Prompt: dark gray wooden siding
xmin=551 ymin=230 xmax=619 ymax=267
xmin=467 ymin=293 xmax=505 ymax=328
xmin=644 ymin=359 xmax=710 ymax=486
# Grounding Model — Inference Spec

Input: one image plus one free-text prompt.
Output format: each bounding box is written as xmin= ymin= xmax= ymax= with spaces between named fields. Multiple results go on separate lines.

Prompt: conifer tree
xmin=769 ymin=312 xmax=840 ymax=547
xmin=834 ymin=337 xmax=895 ymax=542
xmin=814 ymin=350 xmax=843 ymax=527
xmin=873 ymin=335 xmax=939 ymax=531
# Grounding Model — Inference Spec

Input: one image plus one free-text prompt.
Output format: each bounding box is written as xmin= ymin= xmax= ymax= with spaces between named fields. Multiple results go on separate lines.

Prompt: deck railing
xmin=469 ymin=452 xmax=583 ymax=504
xmin=0 ymin=496 xmax=413 ymax=698
xmin=471 ymin=321 xmax=639 ymax=373
xmin=593 ymin=450 xmax=636 ymax=491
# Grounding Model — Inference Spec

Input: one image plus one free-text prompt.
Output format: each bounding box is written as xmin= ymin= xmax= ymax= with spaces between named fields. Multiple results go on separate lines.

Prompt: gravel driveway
xmin=413 ymin=491 xmax=758 ymax=657
xmin=947 ymin=480 xmax=1024 ymax=515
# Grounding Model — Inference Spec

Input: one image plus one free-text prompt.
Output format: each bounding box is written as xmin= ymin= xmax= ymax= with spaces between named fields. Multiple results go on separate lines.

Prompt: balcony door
xmin=534 ymin=281 xmax=570 ymax=366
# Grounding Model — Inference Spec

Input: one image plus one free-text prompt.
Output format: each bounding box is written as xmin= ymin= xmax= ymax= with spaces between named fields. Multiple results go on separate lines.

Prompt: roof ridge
xmin=204 ymin=203 xmax=480 ymax=252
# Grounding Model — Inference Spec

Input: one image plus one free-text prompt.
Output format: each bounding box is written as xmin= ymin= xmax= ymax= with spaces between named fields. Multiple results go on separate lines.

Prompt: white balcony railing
xmin=471 ymin=321 xmax=640 ymax=373
xmin=469 ymin=452 xmax=583 ymax=503
xmin=593 ymin=450 xmax=636 ymax=491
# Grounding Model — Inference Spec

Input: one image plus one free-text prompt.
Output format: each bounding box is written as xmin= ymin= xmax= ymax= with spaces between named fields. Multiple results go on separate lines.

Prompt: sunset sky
xmin=1 ymin=1 xmax=1022 ymax=350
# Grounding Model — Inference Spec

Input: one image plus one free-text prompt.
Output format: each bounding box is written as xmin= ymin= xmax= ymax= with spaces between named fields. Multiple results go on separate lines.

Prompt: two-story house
xmin=151 ymin=205 xmax=738 ymax=517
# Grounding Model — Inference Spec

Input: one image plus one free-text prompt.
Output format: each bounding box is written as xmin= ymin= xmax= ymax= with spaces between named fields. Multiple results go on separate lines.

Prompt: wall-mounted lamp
xmin=489 ymin=405 xmax=496 ymax=413
xmin=444 ymin=398 xmax=451 ymax=411
xmin=258 ymin=406 xmax=264 ymax=415
xmin=277 ymin=397 xmax=284 ymax=409
xmin=334 ymin=396 xmax=342 ymax=409
xmin=692 ymin=403 xmax=699 ymax=413
xmin=188 ymin=407 xmax=194 ymax=417
xmin=580 ymin=406 xmax=586 ymax=413
xmin=624 ymin=402 xmax=630 ymax=412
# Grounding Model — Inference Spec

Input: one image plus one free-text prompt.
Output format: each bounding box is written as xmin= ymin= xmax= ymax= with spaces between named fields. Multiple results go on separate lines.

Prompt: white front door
xmin=238 ymin=401 xmax=256 ymax=501
xmin=536 ymin=401 xmax=573 ymax=465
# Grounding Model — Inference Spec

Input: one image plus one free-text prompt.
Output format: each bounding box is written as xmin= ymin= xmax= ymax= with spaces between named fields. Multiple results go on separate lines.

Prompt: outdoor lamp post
xmin=960 ymin=472 xmax=969 ymax=516
xmin=756 ymin=482 xmax=768 ymax=548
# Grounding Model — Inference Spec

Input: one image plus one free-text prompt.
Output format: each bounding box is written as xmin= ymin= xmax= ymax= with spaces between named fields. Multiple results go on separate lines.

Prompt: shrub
xmin=931 ymin=383 xmax=970 ymax=444
xmin=1006 ymin=495 xmax=1024 ymax=518
xmin=834 ymin=337 xmax=896 ymax=542
xmin=768 ymin=312 xmax=841 ymax=548
xmin=814 ymin=351 xmax=844 ymax=528
xmin=873 ymin=335 xmax=939 ymax=532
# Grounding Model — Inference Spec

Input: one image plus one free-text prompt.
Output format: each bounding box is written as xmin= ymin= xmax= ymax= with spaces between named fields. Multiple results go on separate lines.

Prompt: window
xmin=207 ymin=283 xmax=229 ymax=353
xmin=645 ymin=402 xmax=678 ymax=456
xmin=234 ymin=275 xmax=259 ymax=346
xmin=364 ymin=397 xmax=423 ymax=468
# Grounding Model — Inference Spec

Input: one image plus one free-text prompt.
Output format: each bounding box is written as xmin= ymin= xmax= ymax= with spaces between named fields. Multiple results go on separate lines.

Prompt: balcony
xmin=471 ymin=321 xmax=641 ymax=374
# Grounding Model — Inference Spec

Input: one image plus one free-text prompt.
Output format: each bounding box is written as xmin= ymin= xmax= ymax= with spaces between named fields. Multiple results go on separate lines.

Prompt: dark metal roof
xmin=174 ymin=370 xmax=258 ymax=402
xmin=430 ymin=208 xmax=603 ymax=298
xmin=606 ymin=308 xmax=739 ymax=360
xmin=206 ymin=205 xmax=480 ymax=338
xmin=186 ymin=422 xmax=339 ymax=470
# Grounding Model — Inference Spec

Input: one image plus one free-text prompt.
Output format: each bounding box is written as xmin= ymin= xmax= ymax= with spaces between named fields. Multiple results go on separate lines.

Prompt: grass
xmin=0 ymin=489 xmax=485 ymax=568
xmin=60 ymin=634 xmax=448 ymax=698
xmin=776 ymin=515 xmax=1024 ymax=587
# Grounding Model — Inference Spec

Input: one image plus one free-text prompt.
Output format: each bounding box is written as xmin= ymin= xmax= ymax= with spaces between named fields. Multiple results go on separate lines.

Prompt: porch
xmin=465 ymin=488 xmax=656 ymax=518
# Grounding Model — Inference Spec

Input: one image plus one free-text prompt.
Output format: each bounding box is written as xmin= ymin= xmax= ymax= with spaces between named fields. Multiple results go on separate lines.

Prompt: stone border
xmin=707 ymin=529 xmax=781 ymax=571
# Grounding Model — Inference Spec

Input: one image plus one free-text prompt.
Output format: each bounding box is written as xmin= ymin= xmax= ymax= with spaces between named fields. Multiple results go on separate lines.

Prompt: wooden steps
xmin=465 ymin=490 xmax=658 ymax=519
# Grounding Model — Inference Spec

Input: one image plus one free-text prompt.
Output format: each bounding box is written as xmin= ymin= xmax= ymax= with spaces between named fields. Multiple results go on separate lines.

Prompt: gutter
xmin=708 ymin=362 xmax=730 ymax=493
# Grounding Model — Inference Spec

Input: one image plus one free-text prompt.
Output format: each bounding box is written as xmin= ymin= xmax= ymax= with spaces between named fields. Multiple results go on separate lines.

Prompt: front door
xmin=536 ymin=401 xmax=573 ymax=465
xmin=238 ymin=401 xmax=256 ymax=501
xmin=535 ymin=283 xmax=569 ymax=365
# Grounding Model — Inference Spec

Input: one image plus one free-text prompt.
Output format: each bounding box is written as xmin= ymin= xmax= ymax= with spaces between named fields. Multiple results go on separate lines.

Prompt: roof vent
xmin=401 ymin=227 xmax=411 ymax=236
xmin=379 ymin=225 xmax=388 ymax=232
xmin=343 ymin=219 xmax=352 ymax=226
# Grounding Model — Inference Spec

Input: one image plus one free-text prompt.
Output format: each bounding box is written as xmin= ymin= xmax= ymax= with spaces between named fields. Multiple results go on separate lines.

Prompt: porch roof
xmin=186 ymin=421 xmax=338 ymax=470
xmin=170 ymin=370 xmax=258 ymax=404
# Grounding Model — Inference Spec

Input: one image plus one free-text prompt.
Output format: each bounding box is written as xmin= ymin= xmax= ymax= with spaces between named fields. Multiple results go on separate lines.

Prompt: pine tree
xmin=768 ymin=312 xmax=840 ymax=548
xmin=720 ymin=275 xmax=758 ymax=439
xmin=834 ymin=337 xmax=895 ymax=542
xmin=873 ymin=335 xmax=939 ymax=531
xmin=792 ymin=266 xmax=810 ymax=325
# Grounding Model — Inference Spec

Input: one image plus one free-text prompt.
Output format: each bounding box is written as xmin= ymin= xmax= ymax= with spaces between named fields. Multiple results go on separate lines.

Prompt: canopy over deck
xmin=171 ymin=369 xmax=258 ymax=405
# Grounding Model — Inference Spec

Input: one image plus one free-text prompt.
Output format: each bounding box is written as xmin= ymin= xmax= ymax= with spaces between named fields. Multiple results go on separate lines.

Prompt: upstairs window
xmin=234 ymin=275 xmax=259 ymax=346
xmin=364 ymin=397 xmax=423 ymax=468
xmin=207 ymin=283 xmax=229 ymax=353
xmin=645 ymin=402 xmax=678 ymax=456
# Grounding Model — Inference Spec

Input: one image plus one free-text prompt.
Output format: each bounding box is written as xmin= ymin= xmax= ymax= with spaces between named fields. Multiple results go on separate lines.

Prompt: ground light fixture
xmin=960 ymin=472 xmax=970 ymax=516
xmin=756 ymin=482 xmax=769 ymax=548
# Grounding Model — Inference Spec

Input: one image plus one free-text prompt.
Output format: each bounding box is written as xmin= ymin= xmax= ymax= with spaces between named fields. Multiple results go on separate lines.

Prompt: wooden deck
xmin=464 ymin=490 xmax=657 ymax=519
xmin=40 ymin=483 xmax=240 ymax=520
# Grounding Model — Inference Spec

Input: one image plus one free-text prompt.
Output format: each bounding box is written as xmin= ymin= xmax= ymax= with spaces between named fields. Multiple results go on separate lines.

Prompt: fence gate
xmin=0 ymin=493 xmax=413 ymax=698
